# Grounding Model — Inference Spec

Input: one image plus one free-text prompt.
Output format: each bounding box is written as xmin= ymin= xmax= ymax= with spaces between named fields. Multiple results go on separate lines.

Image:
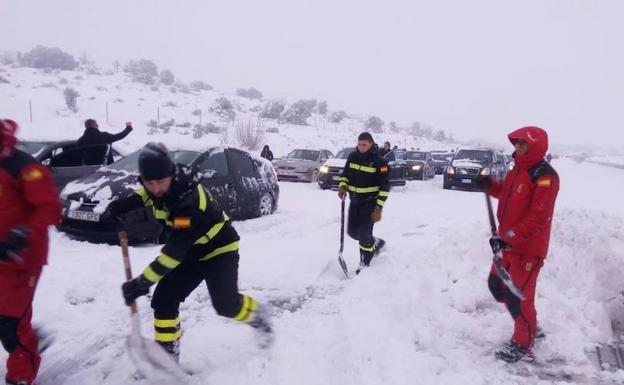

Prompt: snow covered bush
xmin=20 ymin=46 xmax=78 ymax=70
xmin=281 ymin=99 xmax=316 ymax=125
xmin=124 ymin=59 xmax=158 ymax=85
xmin=260 ymin=100 xmax=285 ymax=119
xmin=328 ymin=110 xmax=347 ymax=123
xmin=316 ymin=100 xmax=328 ymax=115
xmin=210 ymin=97 xmax=236 ymax=121
xmin=192 ymin=123 xmax=223 ymax=139
xmin=190 ymin=80 xmax=213 ymax=92
xmin=236 ymin=120 xmax=265 ymax=150
xmin=63 ymin=87 xmax=79 ymax=112
xmin=236 ymin=87 xmax=263 ymax=99
xmin=159 ymin=69 xmax=175 ymax=85
xmin=364 ymin=116 xmax=384 ymax=133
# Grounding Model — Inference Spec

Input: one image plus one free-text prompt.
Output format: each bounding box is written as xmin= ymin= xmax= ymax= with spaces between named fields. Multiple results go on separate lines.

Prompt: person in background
xmin=260 ymin=145 xmax=274 ymax=161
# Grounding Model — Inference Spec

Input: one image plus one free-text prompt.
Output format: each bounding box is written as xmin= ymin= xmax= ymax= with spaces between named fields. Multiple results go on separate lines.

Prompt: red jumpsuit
xmin=0 ymin=120 xmax=61 ymax=384
xmin=487 ymin=126 xmax=559 ymax=351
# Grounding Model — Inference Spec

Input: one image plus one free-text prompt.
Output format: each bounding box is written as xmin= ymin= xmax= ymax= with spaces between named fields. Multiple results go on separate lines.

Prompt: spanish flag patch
xmin=536 ymin=178 xmax=551 ymax=187
xmin=379 ymin=165 xmax=388 ymax=173
xmin=22 ymin=168 xmax=43 ymax=182
xmin=173 ymin=217 xmax=191 ymax=229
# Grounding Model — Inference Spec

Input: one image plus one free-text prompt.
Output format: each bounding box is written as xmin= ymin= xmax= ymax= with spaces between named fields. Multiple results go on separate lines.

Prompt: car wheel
xmin=311 ymin=169 xmax=319 ymax=183
xmin=258 ymin=193 xmax=273 ymax=216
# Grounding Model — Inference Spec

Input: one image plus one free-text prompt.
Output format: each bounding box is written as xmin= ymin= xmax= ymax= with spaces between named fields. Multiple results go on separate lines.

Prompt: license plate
xmin=67 ymin=210 xmax=100 ymax=222
xmin=461 ymin=178 xmax=472 ymax=184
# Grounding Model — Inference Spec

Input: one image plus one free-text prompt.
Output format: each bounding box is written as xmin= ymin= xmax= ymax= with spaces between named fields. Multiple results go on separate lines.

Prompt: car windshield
xmin=17 ymin=141 xmax=51 ymax=156
xmin=454 ymin=150 xmax=491 ymax=163
xmin=406 ymin=151 xmax=426 ymax=160
xmin=286 ymin=149 xmax=319 ymax=161
xmin=105 ymin=150 xmax=201 ymax=171
xmin=432 ymin=153 xmax=451 ymax=161
xmin=334 ymin=148 xmax=353 ymax=159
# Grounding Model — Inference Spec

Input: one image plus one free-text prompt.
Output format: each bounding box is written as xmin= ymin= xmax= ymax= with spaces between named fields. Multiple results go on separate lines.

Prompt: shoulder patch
xmin=536 ymin=177 xmax=552 ymax=187
xmin=21 ymin=167 xmax=43 ymax=182
xmin=173 ymin=216 xmax=191 ymax=229
xmin=379 ymin=165 xmax=388 ymax=173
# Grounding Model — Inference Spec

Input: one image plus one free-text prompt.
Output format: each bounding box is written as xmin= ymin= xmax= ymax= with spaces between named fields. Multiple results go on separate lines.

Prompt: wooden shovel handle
xmin=118 ymin=231 xmax=138 ymax=314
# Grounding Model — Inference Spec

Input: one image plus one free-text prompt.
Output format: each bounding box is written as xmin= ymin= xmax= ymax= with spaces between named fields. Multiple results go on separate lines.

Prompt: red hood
xmin=0 ymin=119 xmax=18 ymax=160
xmin=508 ymin=126 xmax=548 ymax=169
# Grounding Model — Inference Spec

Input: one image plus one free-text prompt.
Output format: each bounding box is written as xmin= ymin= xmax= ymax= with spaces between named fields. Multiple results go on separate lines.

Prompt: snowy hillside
xmin=0 ymin=64 xmax=454 ymax=157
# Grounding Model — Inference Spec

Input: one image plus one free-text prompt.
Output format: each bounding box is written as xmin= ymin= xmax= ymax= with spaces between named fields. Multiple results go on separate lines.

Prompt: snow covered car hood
xmin=324 ymin=158 xmax=347 ymax=168
xmin=452 ymin=160 xmax=484 ymax=168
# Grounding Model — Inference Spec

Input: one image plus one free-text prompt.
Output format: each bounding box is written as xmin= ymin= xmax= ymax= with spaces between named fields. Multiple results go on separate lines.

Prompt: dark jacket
xmin=109 ymin=165 xmax=239 ymax=284
xmin=339 ymin=147 xmax=390 ymax=209
xmin=260 ymin=147 xmax=273 ymax=161
xmin=77 ymin=125 xmax=133 ymax=165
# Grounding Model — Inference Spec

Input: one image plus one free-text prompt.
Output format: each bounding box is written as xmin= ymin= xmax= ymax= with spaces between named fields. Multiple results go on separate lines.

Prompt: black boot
xmin=157 ymin=339 xmax=180 ymax=363
xmin=495 ymin=340 xmax=534 ymax=363
xmin=373 ymin=238 xmax=386 ymax=255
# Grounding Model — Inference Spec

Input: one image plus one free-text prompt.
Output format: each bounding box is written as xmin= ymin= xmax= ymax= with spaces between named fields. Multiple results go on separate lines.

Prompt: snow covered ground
xmin=0 ymin=159 xmax=619 ymax=384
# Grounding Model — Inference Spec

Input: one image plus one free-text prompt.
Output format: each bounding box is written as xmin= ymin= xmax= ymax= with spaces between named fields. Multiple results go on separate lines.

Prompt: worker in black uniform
xmin=338 ymin=132 xmax=390 ymax=274
xmin=110 ymin=142 xmax=273 ymax=362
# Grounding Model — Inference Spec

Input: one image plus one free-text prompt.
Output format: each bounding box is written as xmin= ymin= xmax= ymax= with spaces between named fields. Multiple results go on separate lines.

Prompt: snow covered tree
xmin=159 ymin=69 xmax=175 ymax=85
xmin=281 ymin=99 xmax=316 ymax=125
xmin=260 ymin=100 xmax=285 ymax=119
xmin=20 ymin=46 xmax=78 ymax=70
xmin=328 ymin=110 xmax=348 ymax=123
xmin=63 ymin=87 xmax=79 ymax=112
xmin=364 ymin=116 xmax=384 ymax=133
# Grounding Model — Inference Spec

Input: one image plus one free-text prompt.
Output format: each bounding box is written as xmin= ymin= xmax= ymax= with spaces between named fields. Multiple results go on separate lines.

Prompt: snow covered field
xmin=0 ymin=159 xmax=619 ymax=385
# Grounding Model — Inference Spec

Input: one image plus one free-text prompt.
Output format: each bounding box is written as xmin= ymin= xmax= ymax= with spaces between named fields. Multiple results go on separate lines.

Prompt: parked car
xmin=273 ymin=149 xmax=333 ymax=182
xmin=18 ymin=140 xmax=124 ymax=189
xmin=58 ymin=146 xmax=279 ymax=243
xmin=443 ymin=148 xmax=508 ymax=190
xmin=380 ymin=149 xmax=408 ymax=187
xmin=403 ymin=150 xmax=435 ymax=180
xmin=431 ymin=151 xmax=454 ymax=174
xmin=318 ymin=147 xmax=353 ymax=190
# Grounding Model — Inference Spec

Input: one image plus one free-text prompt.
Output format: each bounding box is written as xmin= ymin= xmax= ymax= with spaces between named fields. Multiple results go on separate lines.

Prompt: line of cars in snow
xmin=18 ymin=140 xmax=280 ymax=244
xmin=273 ymin=146 xmax=513 ymax=192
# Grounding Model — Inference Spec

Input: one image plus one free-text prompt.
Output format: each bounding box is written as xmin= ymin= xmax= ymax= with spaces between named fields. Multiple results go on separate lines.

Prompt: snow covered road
xmin=6 ymin=159 xmax=624 ymax=385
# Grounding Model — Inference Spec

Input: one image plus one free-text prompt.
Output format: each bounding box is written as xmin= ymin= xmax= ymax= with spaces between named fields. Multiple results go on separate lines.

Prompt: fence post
xmin=157 ymin=107 xmax=160 ymax=125
xmin=199 ymin=110 xmax=202 ymax=126
xmin=29 ymin=99 xmax=32 ymax=122
xmin=106 ymin=103 xmax=109 ymax=125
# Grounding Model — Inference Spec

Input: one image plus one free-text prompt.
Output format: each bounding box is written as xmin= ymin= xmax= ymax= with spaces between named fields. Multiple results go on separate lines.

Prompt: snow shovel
xmin=484 ymin=194 xmax=524 ymax=300
xmin=118 ymin=231 xmax=187 ymax=383
xmin=337 ymin=196 xmax=350 ymax=278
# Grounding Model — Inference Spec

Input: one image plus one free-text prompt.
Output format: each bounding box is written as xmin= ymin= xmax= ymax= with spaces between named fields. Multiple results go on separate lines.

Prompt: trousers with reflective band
xmin=154 ymin=314 xmax=181 ymax=343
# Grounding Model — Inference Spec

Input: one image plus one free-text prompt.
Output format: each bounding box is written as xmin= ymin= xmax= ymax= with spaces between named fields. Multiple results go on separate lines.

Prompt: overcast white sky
xmin=1 ymin=0 xmax=623 ymax=149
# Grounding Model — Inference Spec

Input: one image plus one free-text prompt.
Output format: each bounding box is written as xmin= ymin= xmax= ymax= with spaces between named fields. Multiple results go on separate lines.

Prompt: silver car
xmin=273 ymin=149 xmax=333 ymax=182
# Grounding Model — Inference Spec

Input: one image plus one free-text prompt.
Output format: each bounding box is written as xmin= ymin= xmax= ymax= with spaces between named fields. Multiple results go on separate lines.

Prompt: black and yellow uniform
xmin=113 ymin=164 xmax=272 ymax=359
xmin=338 ymin=146 xmax=390 ymax=266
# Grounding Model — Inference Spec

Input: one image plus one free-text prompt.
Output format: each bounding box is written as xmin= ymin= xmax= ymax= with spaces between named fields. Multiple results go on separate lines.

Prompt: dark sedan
xmin=404 ymin=150 xmax=435 ymax=180
xmin=443 ymin=148 xmax=508 ymax=190
xmin=58 ymin=146 xmax=279 ymax=243
xmin=18 ymin=140 xmax=123 ymax=189
xmin=431 ymin=151 xmax=454 ymax=174
xmin=381 ymin=149 xmax=408 ymax=186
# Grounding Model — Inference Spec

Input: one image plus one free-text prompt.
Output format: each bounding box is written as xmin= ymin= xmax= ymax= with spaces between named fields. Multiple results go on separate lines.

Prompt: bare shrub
xmin=63 ymin=87 xmax=79 ymax=112
xmin=236 ymin=120 xmax=265 ymax=150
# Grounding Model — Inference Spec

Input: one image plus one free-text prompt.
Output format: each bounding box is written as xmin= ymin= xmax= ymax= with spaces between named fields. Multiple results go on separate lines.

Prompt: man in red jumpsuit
xmin=0 ymin=119 xmax=61 ymax=385
xmin=480 ymin=126 xmax=559 ymax=363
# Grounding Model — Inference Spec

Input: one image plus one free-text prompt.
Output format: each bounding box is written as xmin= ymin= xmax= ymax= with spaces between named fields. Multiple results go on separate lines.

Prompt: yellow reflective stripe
xmin=347 ymin=186 xmax=379 ymax=193
xmin=154 ymin=316 xmax=180 ymax=328
xmin=233 ymin=295 xmax=258 ymax=322
xmin=339 ymin=182 xmax=347 ymax=188
xmin=155 ymin=330 xmax=181 ymax=342
xmin=136 ymin=188 xmax=150 ymax=203
xmin=338 ymin=177 xmax=348 ymax=182
xmin=143 ymin=266 xmax=163 ymax=283
xmin=359 ymin=244 xmax=374 ymax=252
xmin=194 ymin=222 xmax=225 ymax=245
xmin=199 ymin=241 xmax=239 ymax=261
xmin=376 ymin=199 xmax=385 ymax=206
xmin=378 ymin=191 xmax=390 ymax=197
xmin=348 ymin=163 xmax=376 ymax=173
xmin=157 ymin=253 xmax=180 ymax=269
xmin=197 ymin=185 xmax=207 ymax=212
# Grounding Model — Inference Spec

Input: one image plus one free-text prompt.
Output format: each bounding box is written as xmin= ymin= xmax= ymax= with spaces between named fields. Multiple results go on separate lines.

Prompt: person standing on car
xmin=260 ymin=145 xmax=273 ymax=161
xmin=77 ymin=119 xmax=133 ymax=165
xmin=109 ymin=142 xmax=273 ymax=362
xmin=0 ymin=119 xmax=61 ymax=385
xmin=478 ymin=126 xmax=559 ymax=363
xmin=338 ymin=132 xmax=390 ymax=274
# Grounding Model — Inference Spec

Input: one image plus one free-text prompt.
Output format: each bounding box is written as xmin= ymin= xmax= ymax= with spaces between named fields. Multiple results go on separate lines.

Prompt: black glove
xmin=489 ymin=236 xmax=509 ymax=253
xmin=121 ymin=275 xmax=152 ymax=305
xmin=477 ymin=176 xmax=493 ymax=191
xmin=0 ymin=226 xmax=30 ymax=263
xmin=107 ymin=200 xmax=128 ymax=231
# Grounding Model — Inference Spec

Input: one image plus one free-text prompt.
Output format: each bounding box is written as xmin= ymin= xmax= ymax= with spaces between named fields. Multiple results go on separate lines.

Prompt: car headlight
xmin=446 ymin=166 xmax=455 ymax=175
xmin=319 ymin=166 xmax=329 ymax=173
xmin=480 ymin=168 xmax=491 ymax=176
xmin=411 ymin=165 xmax=422 ymax=171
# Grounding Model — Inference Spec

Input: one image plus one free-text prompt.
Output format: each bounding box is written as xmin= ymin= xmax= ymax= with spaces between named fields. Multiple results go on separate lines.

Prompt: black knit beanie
xmin=138 ymin=142 xmax=175 ymax=181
